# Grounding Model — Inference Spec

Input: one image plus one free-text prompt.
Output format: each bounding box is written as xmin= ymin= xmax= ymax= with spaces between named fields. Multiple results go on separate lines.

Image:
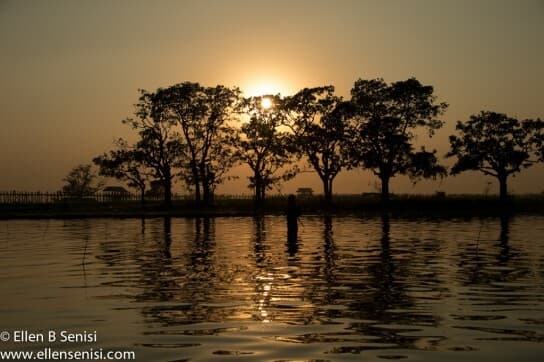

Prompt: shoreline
xmin=1 ymin=195 xmax=543 ymax=220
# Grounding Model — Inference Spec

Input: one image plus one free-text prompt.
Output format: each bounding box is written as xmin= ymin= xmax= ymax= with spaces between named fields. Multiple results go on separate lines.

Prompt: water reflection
xmin=381 ymin=213 xmax=390 ymax=245
xmin=322 ymin=215 xmax=336 ymax=285
xmin=140 ymin=217 xmax=146 ymax=234
xmin=286 ymin=223 xmax=299 ymax=257
xmin=189 ymin=217 xmax=215 ymax=271
xmin=498 ymin=213 xmax=511 ymax=264
xmin=162 ymin=217 xmax=171 ymax=259
xmin=458 ymin=214 xmax=529 ymax=287
xmin=3 ymin=216 xmax=543 ymax=361
xmin=253 ymin=215 xmax=267 ymax=265
xmin=97 ymin=216 xmax=544 ymax=354
xmin=136 ymin=219 xmax=178 ymax=304
xmin=450 ymin=214 xmax=544 ymax=348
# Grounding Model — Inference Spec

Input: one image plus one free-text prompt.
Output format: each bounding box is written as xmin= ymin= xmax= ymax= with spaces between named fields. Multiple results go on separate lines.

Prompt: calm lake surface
xmin=1 ymin=215 xmax=544 ymax=361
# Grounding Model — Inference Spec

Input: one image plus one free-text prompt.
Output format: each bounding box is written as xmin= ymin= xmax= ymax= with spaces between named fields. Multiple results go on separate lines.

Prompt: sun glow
xmin=261 ymin=97 xmax=273 ymax=109
xmin=244 ymin=79 xmax=288 ymax=97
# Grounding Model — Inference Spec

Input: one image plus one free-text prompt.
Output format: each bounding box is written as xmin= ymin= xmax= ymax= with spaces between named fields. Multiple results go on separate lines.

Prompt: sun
xmin=261 ymin=97 xmax=273 ymax=109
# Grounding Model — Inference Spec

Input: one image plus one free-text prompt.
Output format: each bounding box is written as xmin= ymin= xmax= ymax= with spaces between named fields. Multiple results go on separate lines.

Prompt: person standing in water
xmin=286 ymin=194 xmax=300 ymax=255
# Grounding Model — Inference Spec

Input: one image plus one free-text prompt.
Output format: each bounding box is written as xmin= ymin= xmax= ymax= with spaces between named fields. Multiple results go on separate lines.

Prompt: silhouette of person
xmin=286 ymin=195 xmax=300 ymax=230
xmin=286 ymin=195 xmax=300 ymax=255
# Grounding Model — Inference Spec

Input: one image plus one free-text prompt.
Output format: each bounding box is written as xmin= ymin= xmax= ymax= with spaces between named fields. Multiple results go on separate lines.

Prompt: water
xmin=1 ymin=215 xmax=543 ymax=361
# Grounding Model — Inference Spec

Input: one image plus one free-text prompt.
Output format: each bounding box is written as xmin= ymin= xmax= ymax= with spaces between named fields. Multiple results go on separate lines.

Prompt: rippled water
xmin=1 ymin=215 xmax=544 ymax=361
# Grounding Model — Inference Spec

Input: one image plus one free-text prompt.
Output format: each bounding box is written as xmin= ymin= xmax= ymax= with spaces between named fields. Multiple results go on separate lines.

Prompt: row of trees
xmin=85 ymin=78 xmax=543 ymax=207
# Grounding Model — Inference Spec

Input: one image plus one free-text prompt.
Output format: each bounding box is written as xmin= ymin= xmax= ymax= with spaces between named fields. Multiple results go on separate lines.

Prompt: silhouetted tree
xmin=154 ymin=82 xmax=241 ymax=205
xmin=447 ymin=111 xmax=543 ymax=202
xmin=526 ymin=118 xmax=544 ymax=162
xmin=347 ymin=78 xmax=448 ymax=203
xmin=62 ymin=164 xmax=104 ymax=198
xmin=284 ymin=86 xmax=350 ymax=204
xmin=234 ymin=95 xmax=297 ymax=205
xmin=146 ymin=180 xmax=165 ymax=198
xmin=93 ymin=139 xmax=151 ymax=204
xmin=124 ymin=90 xmax=185 ymax=207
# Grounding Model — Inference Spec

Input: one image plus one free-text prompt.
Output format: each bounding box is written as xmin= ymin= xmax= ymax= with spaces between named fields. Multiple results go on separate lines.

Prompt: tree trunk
xmin=380 ymin=175 xmax=390 ymax=205
xmin=199 ymin=163 xmax=210 ymax=206
xmin=254 ymin=172 xmax=263 ymax=207
xmin=208 ymin=186 xmax=214 ymax=202
xmin=254 ymin=185 xmax=259 ymax=203
xmin=254 ymin=182 xmax=261 ymax=204
xmin=203 ymin=182 xmax=210 ymax=206
xmin=323 ymin=178 xmax=333 ymax=205
xmin=192 ymin=163 xmax=201 ymax=203
xmin=139 ymin=187 xmax=146 ymax=207
xmin=498 ymin=174 xmax=508 ymax=203
xmin=163 ymin=173 xmax=172 ymax=208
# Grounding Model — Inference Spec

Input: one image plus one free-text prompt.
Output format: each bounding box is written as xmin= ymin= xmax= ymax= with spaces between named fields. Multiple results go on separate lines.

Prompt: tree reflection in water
xmin=252 ymin=215 xmax=266 ymax=265
xmin=458 ymin=214 xmax=529 ymax=287
xmin=5 ymin=212 xmax=544 ymax=362
xmin=322 ymin=215 xmax=336 ymax=286
xmin=137 ymin=217 xmax=222 ymax=326
xmin=498 ymin=213 xmax=512 ymax=264
xmin=78 ymin=215 xmax=544 ymax=358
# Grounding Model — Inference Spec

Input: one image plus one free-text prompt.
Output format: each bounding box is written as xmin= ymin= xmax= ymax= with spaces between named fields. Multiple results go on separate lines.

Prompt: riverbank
xmin=1 ymin=194 xmax=543 ymax=219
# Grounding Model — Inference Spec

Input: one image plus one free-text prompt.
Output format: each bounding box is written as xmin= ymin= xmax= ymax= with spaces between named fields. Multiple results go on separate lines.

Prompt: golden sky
xmin=0 ymin=0 xmax=543 ymax=195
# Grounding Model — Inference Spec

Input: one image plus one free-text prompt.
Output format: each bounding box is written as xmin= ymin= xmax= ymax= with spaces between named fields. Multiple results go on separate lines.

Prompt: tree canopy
xmin=90 ymin=78 xmax=543 ymax=206
xmin=62 ymin=164 xmax=104 ymax=198
xmin=123 ymin=89 xmax=186 ymax=207
xmin=346 ymin=77 xmax=448 ymax=202
xmin=234 ymin=94 xmax=297 ymax=205
xmin=93 ymin=139 xmax=150 ymax=204
xmin=154 ymin=82 xmax=241 ymax=204
xmin=283 ymin=86 xmax=349 ymax=204
xmin=447 ymin=111 xmax=543 ymax=201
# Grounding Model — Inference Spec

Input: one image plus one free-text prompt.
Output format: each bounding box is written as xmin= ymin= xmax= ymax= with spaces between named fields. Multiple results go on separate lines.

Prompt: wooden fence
xmin=0 ymin=191 xmax=64 ymax=204
xmin=0 ymin=191 xmax=258 ymax=205
xmin=0 ymin=191 xmax=181 ymax=205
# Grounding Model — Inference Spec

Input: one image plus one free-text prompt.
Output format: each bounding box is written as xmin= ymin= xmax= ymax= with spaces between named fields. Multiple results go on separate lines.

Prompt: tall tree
xmin=447 ymin=111 xmax=543 ymax=202
xmin=347 ymin=78 xmax=448 ymax=203
xmin=235 ymin=95 xmax=296 ymax=205
xmin=526 ymin=118 xmax=544 ymax=162
xmin=124 ymin=90 xmax=185 ymax=207
xmin=283 ymin=86 xmax=349 ymax=204
xmin=62 ymin=164 xmax=104 ymax=198
xmin=93 ymin=139 xmax=151 ymax=205
xmin=154 ymin=82 xmax=241 ymax=204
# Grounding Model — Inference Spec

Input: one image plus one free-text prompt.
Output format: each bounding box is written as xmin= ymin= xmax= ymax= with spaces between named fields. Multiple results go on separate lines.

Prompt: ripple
xmin=451 ymin=314 xmax=506 ymax=321
xmin=1 ymin=216 xmax=544 ymax=361
xmin=447 ymin=346 xmax=479 ymax=351
xmin=377 ymin=355 xmax=408 ymax=360
xmin=137 ymin=343 xmax=201 ymax=348
xmin=212 ymin=350 xmax=254 ymax=355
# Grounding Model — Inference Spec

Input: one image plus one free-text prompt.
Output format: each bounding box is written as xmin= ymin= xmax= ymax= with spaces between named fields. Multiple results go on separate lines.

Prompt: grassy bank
xmin=0 ymin=194 xmax=543 ymax=219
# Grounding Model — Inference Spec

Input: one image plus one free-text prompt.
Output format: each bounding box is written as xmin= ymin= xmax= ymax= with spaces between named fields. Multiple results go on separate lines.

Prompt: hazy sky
xmin=1 ymin=0 xmax=543 ymax=195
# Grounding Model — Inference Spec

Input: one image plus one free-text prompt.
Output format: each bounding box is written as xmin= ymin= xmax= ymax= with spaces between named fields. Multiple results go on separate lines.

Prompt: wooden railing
xmin=0 ymin=191 xmax=257 ymax=205
xmin=0 ymin=191 xmax=177 ymax=204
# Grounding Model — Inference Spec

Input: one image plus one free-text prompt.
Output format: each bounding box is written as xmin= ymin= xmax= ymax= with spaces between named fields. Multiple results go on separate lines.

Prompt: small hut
xmin=296 ymin=187 xmax=314 ymax=198
xmin=102 ymin=186 xmax=130 ymax=201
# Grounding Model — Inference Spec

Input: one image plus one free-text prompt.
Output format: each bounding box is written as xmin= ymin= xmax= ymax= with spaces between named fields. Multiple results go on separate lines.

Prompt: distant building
xmin=296 ymin=187 xmax=314 ymax=198
xmin=102 ymin=186 xmax=129 ymax=194
xmin=102 ymin=186 xmax=130 ymax=201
